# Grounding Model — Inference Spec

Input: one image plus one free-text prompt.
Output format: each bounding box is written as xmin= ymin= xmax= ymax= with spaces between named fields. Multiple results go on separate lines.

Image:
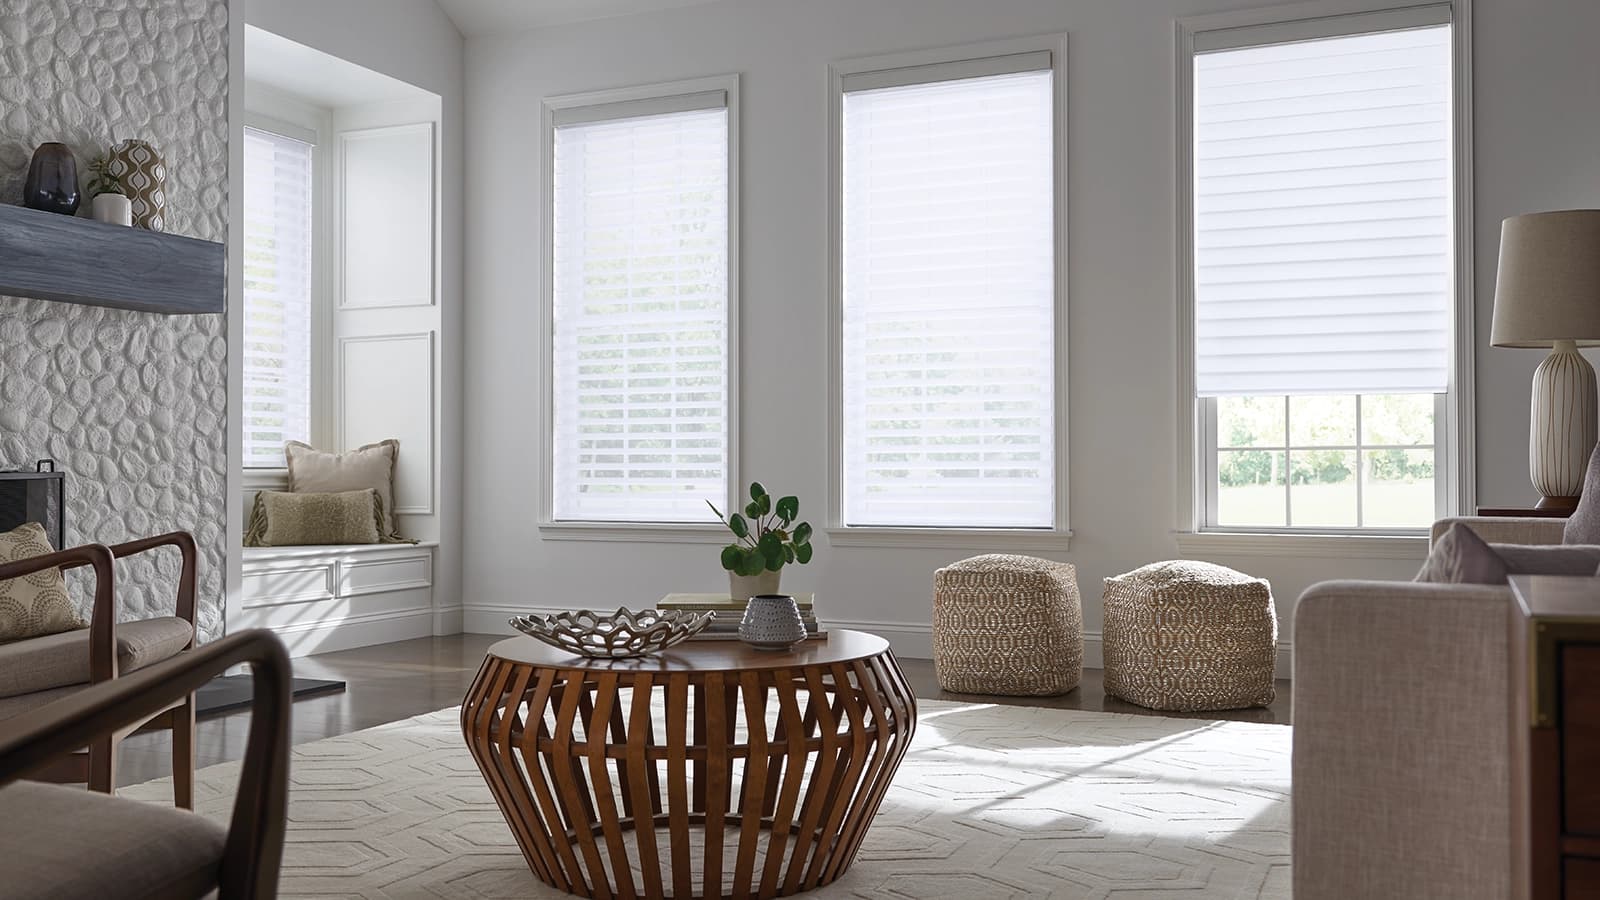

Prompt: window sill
xmin=1174 ymin=530 xmax=1428 ymax=560
xmin=242 ymin=468 xmax=288 ymax=491
xmin=826 ymin=527 xmax=1072 ymax=552
xmin=538 ymin=522 xmax=732 ymax=544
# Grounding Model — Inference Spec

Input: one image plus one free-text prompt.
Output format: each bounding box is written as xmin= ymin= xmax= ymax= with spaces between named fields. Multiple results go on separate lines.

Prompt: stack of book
xmin=658 ymin=593 xmax=825 ymax=641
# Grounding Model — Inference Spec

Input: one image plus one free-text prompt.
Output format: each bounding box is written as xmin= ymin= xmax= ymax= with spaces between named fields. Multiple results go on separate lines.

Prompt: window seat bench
xmin=237 ymin=542 xmax=440 ymax=657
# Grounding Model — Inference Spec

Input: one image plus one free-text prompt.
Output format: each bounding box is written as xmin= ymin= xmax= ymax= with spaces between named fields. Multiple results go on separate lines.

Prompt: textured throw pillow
xmin=285 ymin=440 xmax=402 ymax=541
xmin=1565 ymin=443 xmax=1600 ymax=544
xmin=1417 ymin=522 xmax=1600 ymax=584
xmin=0 ymin=522 xmax=85 ymax=642
xmin=245 ymin=489 xmax=384 ymax=547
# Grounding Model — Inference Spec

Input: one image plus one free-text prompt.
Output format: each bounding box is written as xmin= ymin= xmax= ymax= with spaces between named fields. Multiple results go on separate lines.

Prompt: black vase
xmin=23 ymin=143 xmax=81 ymax=215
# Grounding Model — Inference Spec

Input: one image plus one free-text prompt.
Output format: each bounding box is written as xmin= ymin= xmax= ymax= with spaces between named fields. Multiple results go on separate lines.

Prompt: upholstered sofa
xmin=1293 ymin=515 xmax=1561 ymax=900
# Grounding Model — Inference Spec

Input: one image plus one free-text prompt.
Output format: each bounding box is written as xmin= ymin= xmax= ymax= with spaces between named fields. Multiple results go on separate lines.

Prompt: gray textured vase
xmin=739 ymin=594 xmax=807 ymax=651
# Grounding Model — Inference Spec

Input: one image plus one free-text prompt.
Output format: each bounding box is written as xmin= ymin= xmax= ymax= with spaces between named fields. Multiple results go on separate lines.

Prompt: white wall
xmin=241 ymin=0 xmax=466 ymax=629
xmin=462 ymin=0 xmax=1600 ymax=657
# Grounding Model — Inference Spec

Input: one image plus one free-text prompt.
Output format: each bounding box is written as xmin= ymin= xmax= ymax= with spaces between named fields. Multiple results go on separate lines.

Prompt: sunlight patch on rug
xmin=124 ymin=699 xmax=1290 ymax=899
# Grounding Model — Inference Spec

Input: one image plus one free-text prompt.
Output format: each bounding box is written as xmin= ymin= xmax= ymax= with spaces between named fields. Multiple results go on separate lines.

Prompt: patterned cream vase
xmin=107 ymin=138 xmax=167 ymax=231
xmin=1102 ymin=560 xmax=1277 ymax=712
xmin=932 ymin=553 xmax=1083 ymax=696
xmin=0 ymin=521 xmax=84 ymax=642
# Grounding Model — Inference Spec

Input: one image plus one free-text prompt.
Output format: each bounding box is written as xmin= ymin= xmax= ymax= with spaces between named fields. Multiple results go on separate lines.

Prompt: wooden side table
xmin=1478 ymin=507 xmax=1572 ymax=518
xmin=1510 ymin=576 xmax=1600 ymax=899
xmin=461 ymin=630 xmax=916 ymax=899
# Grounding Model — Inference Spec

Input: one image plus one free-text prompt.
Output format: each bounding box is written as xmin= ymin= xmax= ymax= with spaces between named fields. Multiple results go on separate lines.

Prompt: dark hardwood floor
xmin=116 ymin=633 xmax=1291 ymax=788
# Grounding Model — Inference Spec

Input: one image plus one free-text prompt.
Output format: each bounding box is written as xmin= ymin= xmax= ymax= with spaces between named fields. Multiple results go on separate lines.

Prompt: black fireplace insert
xmin=0 ymin=460 xmax=66 ymax=549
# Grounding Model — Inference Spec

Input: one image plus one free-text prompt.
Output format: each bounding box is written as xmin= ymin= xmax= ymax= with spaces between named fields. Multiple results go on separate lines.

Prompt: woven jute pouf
xmin=932 ymin=554 xmax=1083 ymax=696
xmin=1101 ymin=560 xmax=1277 ymax=712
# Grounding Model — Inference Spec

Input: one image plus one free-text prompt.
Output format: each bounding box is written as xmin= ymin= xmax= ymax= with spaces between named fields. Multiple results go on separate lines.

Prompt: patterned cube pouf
xmin=932 ymin=554 xmax=1083 ymax=696
xmin=1101 ymin=560 xmax=1277 ymax=712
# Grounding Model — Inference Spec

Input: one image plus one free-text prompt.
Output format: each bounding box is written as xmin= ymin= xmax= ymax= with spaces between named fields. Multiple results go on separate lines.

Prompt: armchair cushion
xmin=0 ymin=617 xmax=193 ymax=701
xmin=0 ymin=523 xmax=83 ymax=643
xmin=0 ymin=780 xmax=225 ymax=900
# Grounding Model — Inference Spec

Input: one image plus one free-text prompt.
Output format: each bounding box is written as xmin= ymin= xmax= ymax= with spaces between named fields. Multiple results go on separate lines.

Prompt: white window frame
xmin=824 ymin=35 xmax=1072 ymax=551
xmin=1175 ymin=0 xmax=1475 ymax=556
xmin=537 ymin=74 xmax=740 ymax=543
xmin=241 ymin=84 xmax=334 ymax=487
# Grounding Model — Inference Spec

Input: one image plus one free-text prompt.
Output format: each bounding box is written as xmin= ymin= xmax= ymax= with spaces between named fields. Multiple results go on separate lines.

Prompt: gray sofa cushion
xmin=0 ymin=617 xmax=193 ymax=700
xmin=1418 ymin=522 xmax=1600 ymax=584
xmin=0 ymin=780 xmax=224 ymax=900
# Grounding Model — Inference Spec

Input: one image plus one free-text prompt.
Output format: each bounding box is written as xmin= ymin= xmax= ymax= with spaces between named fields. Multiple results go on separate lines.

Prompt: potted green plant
xmin=708 ymin=482 xmax=814 ymax=602
xmin=86 ymin=154 xmax=130 ymax=226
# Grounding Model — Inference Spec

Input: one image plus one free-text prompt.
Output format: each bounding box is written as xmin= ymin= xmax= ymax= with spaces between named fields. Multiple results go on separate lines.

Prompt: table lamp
xmin=1491 ymin=210 xmax=1600 ymax=511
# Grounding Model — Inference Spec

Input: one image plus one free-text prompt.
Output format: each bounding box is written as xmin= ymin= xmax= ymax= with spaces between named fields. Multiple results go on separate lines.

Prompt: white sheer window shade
xmin=1193 ymin=24 xmax=1453 ymax=397
xmin=242 ymin=126 xmax=314 ymax=468
xmin=551 ymin=102 xmax=731 ymax=523
xmin=841 ymin=66 xmax=1056 ymax=528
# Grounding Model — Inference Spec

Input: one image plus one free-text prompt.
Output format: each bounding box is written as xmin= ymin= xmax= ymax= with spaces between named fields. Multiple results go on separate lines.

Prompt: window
xmin=547 ymin=80 xmax=735 ymax=524
xmin=835 ymin=45 xmax=1063 ymax=530
xmin=242 ymin=125 xmax=315 ymax=468
xmin=1186 ymin=8 xmax=1460 ymax=532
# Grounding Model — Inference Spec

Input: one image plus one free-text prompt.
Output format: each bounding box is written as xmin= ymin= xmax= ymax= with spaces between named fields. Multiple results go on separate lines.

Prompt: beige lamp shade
xmin=1491 ymin=209 xmax=1600 ymax=348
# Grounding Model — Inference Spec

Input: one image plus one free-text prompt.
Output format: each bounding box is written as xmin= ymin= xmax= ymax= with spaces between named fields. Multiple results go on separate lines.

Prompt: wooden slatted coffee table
xmin=461 ymin=630 xmax=916 ymax=899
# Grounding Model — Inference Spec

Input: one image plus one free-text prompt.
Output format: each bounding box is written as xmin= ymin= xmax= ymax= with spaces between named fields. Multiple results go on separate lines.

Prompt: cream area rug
xmin=124 ymin=700 xmax=1291 ymax=899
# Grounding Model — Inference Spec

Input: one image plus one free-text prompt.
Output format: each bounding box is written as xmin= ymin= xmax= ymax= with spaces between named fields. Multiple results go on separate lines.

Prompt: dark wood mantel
xmin=0 ymin=202 xmax=223 ymax=315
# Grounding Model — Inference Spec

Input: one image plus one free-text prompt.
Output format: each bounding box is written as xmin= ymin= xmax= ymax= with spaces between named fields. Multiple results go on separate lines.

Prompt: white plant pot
xmin=729 ymin=569 xmax=780 ymax=603
xmin=91 ymin=193 xmax=131 ymax=226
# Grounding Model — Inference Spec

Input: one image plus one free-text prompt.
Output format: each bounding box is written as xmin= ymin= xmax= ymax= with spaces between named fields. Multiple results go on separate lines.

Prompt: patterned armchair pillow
xmin=245 ymin=489 xmax=384 ymax=547
xmin=0 ymin=522 xmax=84 ymax=642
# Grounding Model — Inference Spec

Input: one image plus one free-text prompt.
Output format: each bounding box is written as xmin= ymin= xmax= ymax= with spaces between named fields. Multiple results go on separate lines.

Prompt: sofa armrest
xmin=1431 ymin=516 xmax=1567 ymax=547
xmin=1293 ymin=579 xmax=1514 ymax=900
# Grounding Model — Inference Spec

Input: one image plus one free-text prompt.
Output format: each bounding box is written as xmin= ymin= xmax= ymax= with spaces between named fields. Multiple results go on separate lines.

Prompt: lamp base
xmin=1535 ymin=495 xmax=1581 ymax=513
xmin=1530 ymin=339 xmax=1598 ymax=501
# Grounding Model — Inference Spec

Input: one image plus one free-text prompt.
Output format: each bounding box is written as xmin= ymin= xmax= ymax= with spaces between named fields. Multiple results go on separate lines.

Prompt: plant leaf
xmin=783 ymin=544 xmax=795 ymax=564
xmin=750 ymin=481 xmax=766 ymax=500
xmin=729 ymin=513 xmax=749 ymax=538
xmin=775 ymin=495 xmax=798 ymax=522
xmin=744 ymin=500 xmax=762 ymax=519
xmin=742 ymin=553 xmax=767 ymax=577
xmin=720 ymin=545 xmax=743 ymax=571
xmin=792 ymin=522 xmax=812 ymax=545
xmin=795 ymin=542 xmax=814 ymax=565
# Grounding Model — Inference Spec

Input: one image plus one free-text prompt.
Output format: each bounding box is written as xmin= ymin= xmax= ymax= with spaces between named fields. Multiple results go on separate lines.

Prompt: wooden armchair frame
xmin=0 ymin=629 xmax=291 ymax=900
xmin=0 ymin=532 xmax=200 ymax=804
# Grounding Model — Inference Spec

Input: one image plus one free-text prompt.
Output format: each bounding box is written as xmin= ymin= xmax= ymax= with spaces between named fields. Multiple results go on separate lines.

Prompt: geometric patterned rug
xmin=123 ymin=700 xmax=1291 ymax=899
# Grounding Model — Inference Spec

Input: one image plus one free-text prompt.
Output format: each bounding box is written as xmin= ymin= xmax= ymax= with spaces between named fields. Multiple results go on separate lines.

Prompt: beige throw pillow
xmin=0 ymin=522 xmax=85 ymax=642
xmin=285 ymin=440 xmax=402 ymax=540
xmin=245 ymin=489 xmax=384 ymax=547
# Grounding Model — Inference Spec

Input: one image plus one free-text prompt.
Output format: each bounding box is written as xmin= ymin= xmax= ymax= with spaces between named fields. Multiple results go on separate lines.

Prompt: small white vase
xmin=739 ymin=594 xmax=807 ymax=651
xmin=729 ymin=569 xmax=780 ymax=603
xmin=91 ymin=192 xmax=132 ymax=226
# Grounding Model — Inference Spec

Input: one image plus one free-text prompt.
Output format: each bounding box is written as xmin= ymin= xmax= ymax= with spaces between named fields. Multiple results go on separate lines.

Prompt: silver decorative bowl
xmin=509 ymin=607 xmax=713 ymax=659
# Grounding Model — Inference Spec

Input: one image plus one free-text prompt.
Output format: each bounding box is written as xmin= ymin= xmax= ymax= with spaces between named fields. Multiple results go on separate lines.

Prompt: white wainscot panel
xmin=341 ymin=122 xmax=436 ymax=308
xmin=339 ymin=553 xmax=432 ymax=597
xmin=340 ymin=332 xmax=434 ymax=514
xmin=239 ymin=543 xmax=439 ymax=657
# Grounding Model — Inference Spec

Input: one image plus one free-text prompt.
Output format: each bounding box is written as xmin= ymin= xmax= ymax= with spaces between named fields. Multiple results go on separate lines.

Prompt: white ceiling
xmin=434 ymin=0 xmax=728 ymax=36
xmin=245 ymin=26 xmax=433 ymax=108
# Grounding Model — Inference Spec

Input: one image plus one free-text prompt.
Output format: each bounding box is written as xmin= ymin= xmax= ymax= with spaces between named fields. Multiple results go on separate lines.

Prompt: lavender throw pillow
xmin=1564 ymin=444 xmax=1600 ymax=544
xmin=1417 ymin=522 xmax=1600 ymax=584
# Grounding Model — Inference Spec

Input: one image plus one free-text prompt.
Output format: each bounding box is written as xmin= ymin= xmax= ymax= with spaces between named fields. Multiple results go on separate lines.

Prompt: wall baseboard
xmin=461 ymin=605 xmax=1294 ymax=676
xmin=238 ymin=606 xmax=435 ymax=657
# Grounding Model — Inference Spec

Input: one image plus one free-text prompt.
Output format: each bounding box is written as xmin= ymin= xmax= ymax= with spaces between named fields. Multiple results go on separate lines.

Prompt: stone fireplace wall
xmin=0 ymin=0 xmax=229 ymax=640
